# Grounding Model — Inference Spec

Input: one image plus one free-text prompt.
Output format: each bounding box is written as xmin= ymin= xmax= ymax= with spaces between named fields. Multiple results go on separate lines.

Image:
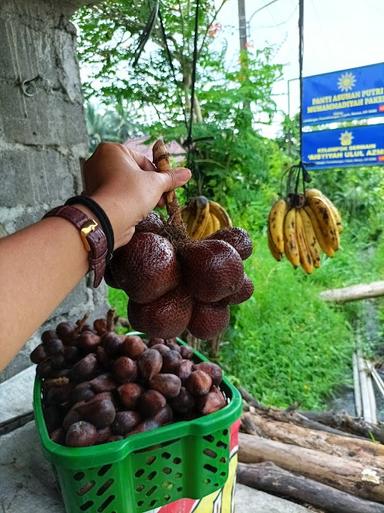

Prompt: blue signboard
xmin=302 ymin=124 xmax=384 ymax=169
xmin=302 ymin=63 xmax=384 ymax=125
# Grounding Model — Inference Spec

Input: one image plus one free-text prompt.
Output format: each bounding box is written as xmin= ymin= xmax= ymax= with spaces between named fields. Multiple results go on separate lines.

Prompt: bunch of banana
xmin=267 ymin=188 xmax=342 ymax=273
xmin=181 ymin=196 xmax=232 ymax=240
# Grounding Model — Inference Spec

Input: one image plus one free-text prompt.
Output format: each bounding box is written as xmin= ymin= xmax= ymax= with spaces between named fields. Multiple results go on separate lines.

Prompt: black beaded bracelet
xmin=65 ymin=196 xmax=114 ymax=257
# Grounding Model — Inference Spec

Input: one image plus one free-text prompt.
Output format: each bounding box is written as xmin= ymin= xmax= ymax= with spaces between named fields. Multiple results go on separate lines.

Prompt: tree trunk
xmin=243 ymin=412 xmax=384 ymax=466
xmin=239 ymin=387 xmax=366 ymax=439
xmin=238 ymin=462 xmax=384 ymax=513
xmin=320 ymin=281 xmax=384 ymax=303
xmin=300 ymin=411 xmax=384 ymax=444
xmin=239 ymin=433 xmax=384 ymax=502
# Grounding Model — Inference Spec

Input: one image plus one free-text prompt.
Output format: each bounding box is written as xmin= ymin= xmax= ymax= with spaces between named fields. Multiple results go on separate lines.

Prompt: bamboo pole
xmin=320 ymin=281 xmax=384 ymax=303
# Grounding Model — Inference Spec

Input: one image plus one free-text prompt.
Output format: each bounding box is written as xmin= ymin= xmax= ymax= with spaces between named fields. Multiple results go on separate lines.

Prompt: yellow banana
xmin=283 ymin=208 xmax=300 ymax=267
xmin=296 ymin=209 xmax=314 ymax=274
xmin=210 ymin=212 xmax=221 ymax=234
xmin=181 ymin=205 xmax=192 ymax=228
xmin=200 ymin=213 xmax=214 ymax=239
xmin=189 ymin=196 xmax=210 ymax=240
xmin=304 ymin=205 xmax=335 ymax=257
xmin=300 ymin=208 xmax=321 ymax=268
xmin=268 ymin=198 xmax=288 ymax=254
xmin=267 ymin=226 xmax=282 ymax=261
xmin=305 ymin=188 xmax=343 ymax=233
xmin=208 ymin=200 xmax=232 ymax=229
xmin=306 ymin=195 xmax=340 ymax=251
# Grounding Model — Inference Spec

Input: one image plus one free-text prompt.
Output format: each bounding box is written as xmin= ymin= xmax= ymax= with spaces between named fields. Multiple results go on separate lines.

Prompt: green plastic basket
xmin=33 ymin=339 xmax=242 ymax=513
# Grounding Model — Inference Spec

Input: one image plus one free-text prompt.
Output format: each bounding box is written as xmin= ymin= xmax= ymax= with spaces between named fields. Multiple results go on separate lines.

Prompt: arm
xmin=0 ymin=142 xmax=191 ymax=369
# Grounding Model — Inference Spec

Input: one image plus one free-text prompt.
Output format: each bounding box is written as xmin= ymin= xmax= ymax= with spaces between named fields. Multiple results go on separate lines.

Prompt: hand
xmin=82 ymin=142 xmax=191 ymax=248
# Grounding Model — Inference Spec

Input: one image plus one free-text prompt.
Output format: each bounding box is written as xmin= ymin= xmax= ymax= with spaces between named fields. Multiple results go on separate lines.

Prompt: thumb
xmin=157 ymin=167 xmax=192 ymax=192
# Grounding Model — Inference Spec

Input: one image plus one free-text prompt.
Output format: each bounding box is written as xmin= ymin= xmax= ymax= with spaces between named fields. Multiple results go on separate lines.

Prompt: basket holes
xmin=203 ymin=435 xmax=214 ymax=442
xmin=146 ymin=485 xmax=157 ymax=497
xmin=77 ymin=481 xmax=95 ymax=496
xmin=147 ymin=471 xmax=157 ymax=481
xmin=150 ymin=499 xmax=157 ymax=507
xmin=214 ymin=483 xmax=219 ymax=488
xmin=146 ymin=455 xmax=156 ymax=465
xmin=216 ymin=441 xmax=227 ymax=449
xmin=175 ymin=472 xmax=182 ymax=479
xmin=204 ymin=478 xmax=211 ymax=484
xmin=135 ymin=484 xmax=145 ymax=493
xmin=137 ymin=501 xmax=144 ymax=507
xmin=96 ymin=479 xmax=114 ymax=496
xmin=164 ymin=495 xmax=171 ymax=501
xmin=162 ymin=467 xmax=172 ymax=475
xmin=177 ymin=487 xmax=182 ymax=492
xmin=135 ymin=468 xmax=145 ymax=478
xmin=97 ymin=495 xmax=115 ymax=512
xmin=204 ymin=464 xmax=218 ymax=474
xmin=162 ymin=480 xmax=174 ymax=490
xmin=73 ymin=472 xmax=85 ymax=481
xmin=222 ymin=429 xmax=228 ymax=436
xmin=80 ymin=501 xmax=94 ymax=511
xmin=219 ymin=457 xmax=227 ymax=464
xmin=203 ymin=448 xmax=217 ymax=459
xmin=98 ymin=464 xmax=112 ymax=476
xmin=161 ymin=452 xmax=171 ymax=459
xmin=173 ymin=457 xmax=181 ymax=465
xmin=220 ymin=471 xmax=226 ymax=477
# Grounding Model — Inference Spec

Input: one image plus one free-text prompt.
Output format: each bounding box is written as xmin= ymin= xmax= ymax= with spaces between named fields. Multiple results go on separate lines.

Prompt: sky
xmin=215 ymin=0 xmax=384 ymax=136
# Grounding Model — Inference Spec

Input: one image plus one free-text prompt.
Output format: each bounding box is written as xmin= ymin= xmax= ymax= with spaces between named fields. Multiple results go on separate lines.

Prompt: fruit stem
xmin=74 ymin=313 xmax=89 ymax=335
xmin=152 ymin=139 xmax=184 ymax=228
xmin=106 ymin=308 xmax=116 ymax=332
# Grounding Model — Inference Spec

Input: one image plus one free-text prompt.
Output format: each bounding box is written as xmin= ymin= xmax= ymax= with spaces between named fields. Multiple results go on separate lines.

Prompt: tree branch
xmin=198 ymin=0 xmax=228 ymax=57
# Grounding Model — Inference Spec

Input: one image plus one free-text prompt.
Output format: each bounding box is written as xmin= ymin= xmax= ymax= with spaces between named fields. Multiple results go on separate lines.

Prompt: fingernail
xmin=175 ymin=167 xmax=192 ymax=182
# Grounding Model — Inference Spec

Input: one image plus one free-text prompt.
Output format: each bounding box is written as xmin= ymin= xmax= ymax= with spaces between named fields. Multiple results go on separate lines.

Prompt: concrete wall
xmin=0 ymin=0 xmax=107 ymax=381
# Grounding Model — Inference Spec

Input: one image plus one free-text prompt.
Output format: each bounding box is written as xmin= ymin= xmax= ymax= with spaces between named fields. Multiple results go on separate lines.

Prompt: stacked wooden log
xmin=238 ymin=388 xmax=384 ymax=513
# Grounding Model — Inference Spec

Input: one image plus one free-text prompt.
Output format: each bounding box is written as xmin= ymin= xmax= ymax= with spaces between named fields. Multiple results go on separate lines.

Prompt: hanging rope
xmin=186 ymin=0 xmax=200 ymax=148
xmin=282 ymin=0 xmax=310 ymax=196
xmin=133 ymin=0 xmax=204 ymax=189
xmin=132 ymin=0 xmax=159 ymax=67
xmin=158 ymin=7 xmax=189 ymax=131
xmin=298 ymin=0 xmax=304 ymax=152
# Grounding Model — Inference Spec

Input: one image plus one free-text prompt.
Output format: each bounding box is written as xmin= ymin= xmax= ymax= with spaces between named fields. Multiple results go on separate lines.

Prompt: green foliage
xmin=108 ymin=286 xmax=127 ymax=319
xmin=85 ymin=101 xmax=142 ymax=152
xmin=219 ymin=229 xmax=381 ymax=409
xmin=75 ymin=0 xmax=221 ymax=126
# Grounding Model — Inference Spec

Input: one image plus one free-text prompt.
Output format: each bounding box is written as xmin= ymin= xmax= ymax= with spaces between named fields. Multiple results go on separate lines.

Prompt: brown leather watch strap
xmin=43 ymin=205 xmax=108 ymax=287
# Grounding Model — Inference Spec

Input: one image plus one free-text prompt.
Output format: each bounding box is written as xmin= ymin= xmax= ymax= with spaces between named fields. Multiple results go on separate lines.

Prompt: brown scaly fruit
xmin=188 ymin=302 xmax=230 ymax=340
xmin=135 ymin=211 xmax=164 ymax=234
xmin=198 ymin=386 xmax=226 ymax=415
xmin=178 ymin=239 xmax=244 ymax=303
xmin=128 ymin=287 xmax=193 ymax=339
xmin=224 ymin=275 xmax=254 ymax=305
xmin=208 ymin=227 xmax=253 ymax=260
xmin=107 ymin=232 xmax=181 ymax=304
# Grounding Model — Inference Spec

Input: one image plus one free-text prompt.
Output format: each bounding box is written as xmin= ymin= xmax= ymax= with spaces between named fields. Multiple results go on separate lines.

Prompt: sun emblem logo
xmin=337 ymin=72 xmax=356 ymax=92
xmin=340 ymin=130 xmax=353 ymax=146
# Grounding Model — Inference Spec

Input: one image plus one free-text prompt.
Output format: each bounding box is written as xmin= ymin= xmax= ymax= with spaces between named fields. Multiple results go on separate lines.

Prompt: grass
xmin=107 ymin=226 xmax=383 ymax=410
xmin=108 ymin=286 xmax=128 ymax=319
xmin=219 ymin=235 xmax=354 ymax=409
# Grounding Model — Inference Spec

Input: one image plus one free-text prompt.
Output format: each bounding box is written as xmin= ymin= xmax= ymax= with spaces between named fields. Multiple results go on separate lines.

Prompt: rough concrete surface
xmin=235 ymin=484 xmax=311 ymax=513
xmin=0 ymin=422 xmax=64 ymax=513
xmin=0 ymin=0 xmax=107 ymax=382
xmin=0 ymin=365 xmax=35 ymax=423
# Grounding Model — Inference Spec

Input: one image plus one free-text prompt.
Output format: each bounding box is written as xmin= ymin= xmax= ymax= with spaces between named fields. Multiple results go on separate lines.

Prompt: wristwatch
xmin=43 ymin=205 xmax=108 ymax=287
